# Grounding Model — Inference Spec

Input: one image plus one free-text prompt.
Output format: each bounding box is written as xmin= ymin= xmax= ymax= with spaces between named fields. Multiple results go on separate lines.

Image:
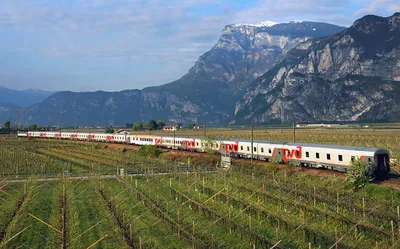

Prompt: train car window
xmin=241 ymin=146 xmax=243 ymax=150
xmin=306 ymin=152 xmax=309 ymax=158
xmin=261 ymin=148 xmax=264 ymax=153
xmin=327 ymin=154 xmax=331 ymax=160
xmin=254 ymin=147 xmax=256 ymax=152
xmin=351 ymin=156 xmax=355 ymax=162
xmin=247 ymin=146 xmax=250 ymax=151
xmin=296 ymin=151 xmax=300 ymax=157
xmin=316 ymin=153 xmax=320 ymax=159
xmin=196 ymin=142 xmax=199 ymax=146
xmin=368 ymin=158 xmax=371 ymax=163
xmin=269 ymin=149 xmax=272 ymax=154
xmin=338 ymin=155 xmax=343 ymax=161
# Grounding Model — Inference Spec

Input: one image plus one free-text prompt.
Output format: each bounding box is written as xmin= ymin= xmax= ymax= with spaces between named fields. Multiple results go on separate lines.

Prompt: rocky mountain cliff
xmin=234 ymin=13 xmax=400 ymax=124
xmin=23 ymin=21 xmax=345 ymax=126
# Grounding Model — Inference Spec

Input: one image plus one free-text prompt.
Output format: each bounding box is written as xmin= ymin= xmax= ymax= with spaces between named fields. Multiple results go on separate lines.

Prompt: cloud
xmin=0 ymin=0 xmax=398 ymax=91
xmin=354 ymin=0 xmax=399 ymax=17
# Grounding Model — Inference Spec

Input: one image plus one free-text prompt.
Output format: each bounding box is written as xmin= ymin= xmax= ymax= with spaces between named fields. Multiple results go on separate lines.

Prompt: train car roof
xmin=285 ymin=142 xmax=386 ymax=152
xmin=229 ymin=139 xmax=285 ymax=145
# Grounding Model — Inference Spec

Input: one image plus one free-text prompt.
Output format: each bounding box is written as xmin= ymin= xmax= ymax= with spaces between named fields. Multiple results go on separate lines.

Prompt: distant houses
xmin=295 ymin=123 xmax=346 ymax=128
xmin=162 ymin=126 xmax=179 ymax=131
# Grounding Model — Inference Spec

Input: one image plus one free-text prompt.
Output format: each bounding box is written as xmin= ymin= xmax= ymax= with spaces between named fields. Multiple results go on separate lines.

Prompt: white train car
xmin=274 ymin=143 xmax=390 ymax=174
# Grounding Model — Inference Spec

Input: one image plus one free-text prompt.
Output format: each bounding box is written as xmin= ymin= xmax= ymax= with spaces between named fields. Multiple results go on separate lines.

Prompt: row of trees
xmin=132 ymin=120 xmax=167 ymax=131
xmin=132 ymin=120 xmax=198 ymax=131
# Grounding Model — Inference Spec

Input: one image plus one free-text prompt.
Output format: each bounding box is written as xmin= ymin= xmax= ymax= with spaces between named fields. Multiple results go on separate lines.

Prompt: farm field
xmin=1 ymin=136 xmax=400 ymax=248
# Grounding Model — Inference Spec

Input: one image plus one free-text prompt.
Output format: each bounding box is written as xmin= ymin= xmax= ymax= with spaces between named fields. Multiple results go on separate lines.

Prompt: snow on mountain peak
xmin=231 ymin=20 xmax=277 ymax=28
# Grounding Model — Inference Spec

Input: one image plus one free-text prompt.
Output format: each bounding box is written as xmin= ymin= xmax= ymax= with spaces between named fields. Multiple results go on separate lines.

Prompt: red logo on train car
xmin=28 ymin=132 xmax=32 ymax=136
xmin=107 ymin=135 xmax=114 ymax=141
xmin=89 ymin=134 xmax=95 ymax=140
xmin=282 ymin=146 xmax=302 ymax=162
xmin=41 ymin=132 xmax=46 ymax=137
xmin=185 ymin=139 xmax=195 ymax=148
xmin=220 ymin=142 xmax=239 ymax=155
xmin=155 ymin=138 xmax=163 ymax=145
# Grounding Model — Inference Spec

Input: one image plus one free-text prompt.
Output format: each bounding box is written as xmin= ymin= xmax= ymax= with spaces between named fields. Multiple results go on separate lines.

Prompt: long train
xmin=17 ymin=131 xmax=390 ymax=175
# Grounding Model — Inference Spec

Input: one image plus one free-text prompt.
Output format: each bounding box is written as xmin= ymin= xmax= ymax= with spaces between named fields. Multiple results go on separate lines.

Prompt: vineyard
xmin=1 ymin=135 xmax=400 ymax=248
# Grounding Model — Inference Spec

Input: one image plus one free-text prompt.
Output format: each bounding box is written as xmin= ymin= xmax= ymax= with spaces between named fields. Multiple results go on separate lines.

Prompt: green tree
xmin=138 ymin=145 xmax=161 ymax=158
xmin=145 ymin=120 xmax=157 ymax=130
xmin=105 ymin=127 xmax=114 ymax=133
xmin=186 ymin=123 xmax=196 ymax=129
xmin=3 ymin=120 xmax=10 ymax=129
xmin=346 ymin=158 xmax=371 ymax=190
xmin=202 ymin=134 xmax=218 ymax=155
xmin=157 ymin=120 xmax=166 ymax=129
xmin=132 ymin=122 xmax=142 ymax=131
xmin=28 ymin=124 xmax=38 ymax=130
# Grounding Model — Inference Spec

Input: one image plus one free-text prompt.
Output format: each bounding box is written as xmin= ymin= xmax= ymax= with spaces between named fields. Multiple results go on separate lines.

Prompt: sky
xmin=0 ymin=0 xmax=399 ymax=92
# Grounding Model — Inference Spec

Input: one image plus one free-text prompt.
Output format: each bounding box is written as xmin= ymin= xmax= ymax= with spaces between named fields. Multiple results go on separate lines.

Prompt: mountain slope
xmin=0 ymin=102 xmax=19 ymax=124
xmin=234 ymin=13 xmax=400 ymax=124
xmin=24 ymin=90 xmax=204 ymax=126
xmin=23 ymin=21 xmax=345 ymax=126
xmin=0 ymin=87 xmax=53 ymax=107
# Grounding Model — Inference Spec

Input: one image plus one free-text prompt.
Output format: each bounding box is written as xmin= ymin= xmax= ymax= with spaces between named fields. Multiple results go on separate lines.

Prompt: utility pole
xmin=293 ymin=122 xmax=296 ymax=143
xmin=204 ymin=125 xmax=207 ymax=137
xmin=173 ymin=128 xmax=176 ymax=150
xmin=251 ymin=124 xmax=254 ymax=163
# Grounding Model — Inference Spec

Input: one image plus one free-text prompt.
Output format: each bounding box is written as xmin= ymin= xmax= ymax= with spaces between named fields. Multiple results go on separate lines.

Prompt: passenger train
xmin=17 ymin=131 xmax=390 ymax=175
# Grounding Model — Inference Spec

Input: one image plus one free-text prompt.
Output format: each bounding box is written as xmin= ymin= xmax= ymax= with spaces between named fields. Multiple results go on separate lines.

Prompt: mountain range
xmin=5 ymin=13 xmax=400 ymax=126
xmin=0 ymin=87 xmax=53 ymax=124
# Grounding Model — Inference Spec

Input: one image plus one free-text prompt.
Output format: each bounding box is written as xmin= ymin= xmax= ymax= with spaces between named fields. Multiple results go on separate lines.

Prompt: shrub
xmin=138 ymin=145 xmax=161 ymax=158
xmin=346 ymin=158 xmax=371 ymax=190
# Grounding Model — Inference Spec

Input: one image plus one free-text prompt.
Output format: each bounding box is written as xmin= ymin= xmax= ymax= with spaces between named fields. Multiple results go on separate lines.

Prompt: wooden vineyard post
xmin=139 ymin=236 xmax=142 ymax=249
xmin=392 ymin=220 xmax=395 ymax=245
xmin=130 ymin=223 xmax=132 ymax=241
xmin=178 ymin=208 xmax=181 ymax=239
xmin=313 ymin=187 xmax=316 ymax=208
xmin=324 ymin=203 xmax=327 ymax=227
xmin=192 ymin=220 xmax=195 ymax=236
xmin=86 ymin=234 xmax=109 ymax=249
xmin=249 ymin=215 xmax=252 ymax=230
xmin=376 ymin=241 xmax=378 ymax=249
xmin=398 ymin=206 xmax=400 ymax=239
xmin=363 ymin=198 xmax=366 ymax=218
xmin=336 ymin=193 xmax=339 ymax=213
xmin=28 ymin=213 xmax=63 ymax=234
xmin=212 ymin=234 xmax=214 ymax=249
xmin=335 ymin=228 xmax=338 ymax=249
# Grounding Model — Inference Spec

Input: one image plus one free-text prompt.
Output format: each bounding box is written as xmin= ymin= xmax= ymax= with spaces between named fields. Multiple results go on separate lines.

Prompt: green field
xmin=1 ymin=135 xmax=400 ymax=248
